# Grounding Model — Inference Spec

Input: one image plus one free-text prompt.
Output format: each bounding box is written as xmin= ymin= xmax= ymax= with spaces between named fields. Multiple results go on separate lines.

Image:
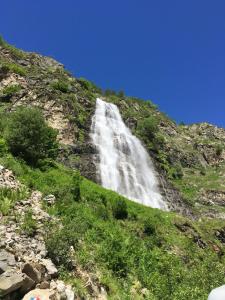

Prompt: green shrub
xmin=2 ymin=84 xmax=21 ymax=96
xmin=112 ymin=198 xmax=128 ymax=220
xmin=1 ymin=85 xmax=21 ymax=102
xmin=0 ymin=196 xmax=12 ymax=216
xmin=0 ymin=36 xmax=25 ymax=58
xmin=0 ymin=187 xmax=28 ymax=215
xmin=0 ymin=138 xmax=7 ymax=155
xmin=51 ymin=80 xmax=69 ymax=93
xmin=2 ymin=63 xmax=27 ymax=76
xmin=78 ymin=78 xmax=102 ymax=93
xmin=118 ymin=90 xmax=125 ymax=98
xmin=0 ymin=36 xmax=5 ymax=47
xmin=71 ymin=173 xmax=81 ymax=201
xmin=137 ymin=116 xmax=159 ymax=140
xmin=5 ymin=106 xmax=59 ymax=166
xmin=144 ymin=218 xmax=156 ymax=235
xmin=170 ymin=164 xmax=184 ymax=179
xmin=216 ymin=144 xmax=223 ymax=156
xmin=46 ymin=224 xmax=77 ymax=270
xmin=21 ymin=209 xmax=37 ymax=236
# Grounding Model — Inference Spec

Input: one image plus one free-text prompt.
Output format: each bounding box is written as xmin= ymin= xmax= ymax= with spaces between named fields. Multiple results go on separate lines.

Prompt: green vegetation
xmin=0 ymin=62 xmax=27 ymax=76
xmin=51 ymin=80 xmax=69 ymax=93
xmin=0 ymin=138 xmax=7 ymax=155
xmin=173 ymin=165 xmax=225 ymax=207
xmin=3 ymin=107 xmax=59 ymax=166
xmin=2 ymin=84 xmax=21 ymax=95
xmin=0 ymin=84 xmax=21 ymax=102
xmin=0 ymin=38 xmax=225 ymax=299
xmin=21 ymin=209 xmax=37 ymax=236
xmin=216 ymin=144 xmax=224 ymax=156
xmin=78 ymin=77 xmax=102 ymax=94
xmin=0 ymin=149 xmax=224 ymax=299
xmin=0 ymin=35 xmax=25 ymax=59
xmin=0 ymin=187 xmax=28 ymax=216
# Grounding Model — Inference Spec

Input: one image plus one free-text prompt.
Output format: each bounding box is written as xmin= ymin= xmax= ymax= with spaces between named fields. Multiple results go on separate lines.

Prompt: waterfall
xmin=91 ymin=98 xmax=167 ymax=209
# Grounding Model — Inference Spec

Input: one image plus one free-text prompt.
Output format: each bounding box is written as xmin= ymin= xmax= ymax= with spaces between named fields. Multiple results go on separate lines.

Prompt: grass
xmin=20 ymin=209 xmax=37 ymax=236
xmin=173 ymin=165 xmax=225 ymax=207
xmin=51 ymin=80 xmax=69 ymax=93
xmin=1 ymin=62 xmax=27 ymax=76
xmin=0 ymin=39 xmax=225 ymax=298
xmin=0 ymin=186 xmax=29 ymax=215
xmin=0 ymin=153 xmax=225 ymax=299
xmin=0 ymin=35 xmax=25 ymax=59
xmin=2 ymin=84 xmax=21 ymax=95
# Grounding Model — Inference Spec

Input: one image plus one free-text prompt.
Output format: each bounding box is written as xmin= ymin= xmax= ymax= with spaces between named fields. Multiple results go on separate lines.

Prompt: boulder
xmin=41 ymin=259 xmax=58 ymax=278
xmin=22 ymin=288 xmax=57 ymax=300
xmin=19 ymin=274 xmax=35 ymax=295
xmin=0 ymin=272 xmax=24 ymax=296
xmin=43 ymin=194 xmax=56 ymax=205
xmin=0 ymin=250 xmax=16 ymax=274
xmin=22 ymin=262 xmax=42 ymax=283
xmin=39 ymin=280 xmax=50 ymax=289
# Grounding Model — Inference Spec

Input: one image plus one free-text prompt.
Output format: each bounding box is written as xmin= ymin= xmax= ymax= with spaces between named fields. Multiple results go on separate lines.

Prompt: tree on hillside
xmin=5 ymin=106 xmax=58 ymax=166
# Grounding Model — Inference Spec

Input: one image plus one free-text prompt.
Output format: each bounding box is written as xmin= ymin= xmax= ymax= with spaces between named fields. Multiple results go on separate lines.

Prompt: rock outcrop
xmin=0 ymin=165 xmax=74 ymax=300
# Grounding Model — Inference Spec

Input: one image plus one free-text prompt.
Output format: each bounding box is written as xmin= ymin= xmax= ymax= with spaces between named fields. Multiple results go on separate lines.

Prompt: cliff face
xmin=0 ymin=40 xmax=225 ymax=217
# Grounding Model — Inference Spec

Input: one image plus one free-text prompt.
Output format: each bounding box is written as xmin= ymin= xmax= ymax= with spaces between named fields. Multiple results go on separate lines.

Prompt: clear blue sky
xmin=1 ymin=0 xmax=225 ymax=127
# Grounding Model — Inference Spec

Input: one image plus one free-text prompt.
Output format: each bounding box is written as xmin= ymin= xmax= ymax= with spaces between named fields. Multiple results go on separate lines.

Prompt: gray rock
xmin=22 ymin=263 xmax=42 ymax=283
xmin=0 ymin=250 xmax=16 ymax=274
xmin=41 ymin=259 xmax=58 ymax=278
xmin=19 ymin=273 xmax=35 ymax=295
xmin=43 ymin=194 xmax=56 ymax=205
xmin=39 ymin=280 xmax=50 ymax=289
xmin=0 ymin=272 xmax=24 ymax=296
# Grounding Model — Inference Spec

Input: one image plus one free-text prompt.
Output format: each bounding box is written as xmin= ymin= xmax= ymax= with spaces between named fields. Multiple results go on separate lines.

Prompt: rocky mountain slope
xmin=0 ymin=37 xmax=225 ymax=299
xmin=0 ymin=38 xmax=224 ymax=217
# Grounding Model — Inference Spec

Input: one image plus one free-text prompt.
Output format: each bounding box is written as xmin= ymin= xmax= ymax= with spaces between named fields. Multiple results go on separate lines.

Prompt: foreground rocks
xmin=0 ymin=166 xmax=75 ymax=300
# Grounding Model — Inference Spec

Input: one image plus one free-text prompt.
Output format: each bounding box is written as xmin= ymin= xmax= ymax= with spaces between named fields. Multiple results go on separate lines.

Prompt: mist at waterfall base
xmin=91 ymin=98 xmax=167 ymax=210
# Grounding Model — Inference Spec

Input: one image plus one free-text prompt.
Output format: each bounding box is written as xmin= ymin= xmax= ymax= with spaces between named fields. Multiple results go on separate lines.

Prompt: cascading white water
xmin=91 ymin=98 xmax=167 ymax=209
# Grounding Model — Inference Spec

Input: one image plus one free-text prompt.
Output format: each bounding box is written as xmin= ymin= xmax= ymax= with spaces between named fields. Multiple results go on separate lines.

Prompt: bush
xmin=2 ymin=84 xmax=21 ymax=96
xmin=118 ymin=90 xmax=125 ymax=98
xmin=46 ymin=225 xmax=78 ymax=270
xmin=170 ymin=164 xmax=184 ymax=179
xmin=51 ymin=80 xmax=69 ymax=93
xmin=0 ymin=138 xmax=7 ymax=155
xmin=2 ymin=63 xmax=27 ymax=76
xmin=71 ymin=172 xmax=81 ymax=201
xmin=216 ymin=144 xmax=223 ymax=156
xmin=137 ymin=116 xmax=159 ymax=140
xmin=1 ymin=84 xmax=21 ymax=102
xmin=112 ymin=198 xmax=128 ymax=220
xmin=144 ymin=218 xmax=156 ymax=235
xmin=5 ymin=107 xmax=59 ymax=166
xmin=78 ymin=78 xmax=101 ymax=93
xmin=0 ymin=187 xmax=28 ymax=215
xmin=0 ymin=36 xmax=5 ymax=47
xmin=21 ymin=210 xmax=37 ymax=236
